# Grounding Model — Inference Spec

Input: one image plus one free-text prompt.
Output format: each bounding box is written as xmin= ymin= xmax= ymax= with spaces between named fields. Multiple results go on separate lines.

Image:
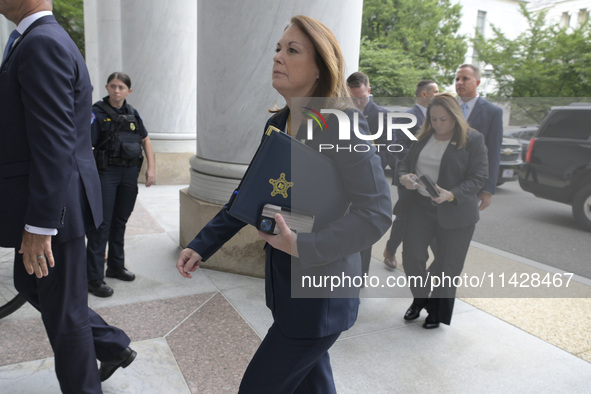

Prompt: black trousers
xmin=387 ymin=186 xmax=439 ymax=257
xmin=238 ymin=322 xmax=341 ymax=393
xmin=360 ymin=246 xmax=371 ymax=276
xmin=86 ymin=165 xmax=139 ymax=281
xmin=385 ymin=185 xmax=407 ymax=255
xmin=14 ymin=235 xmax=130 ymax=394
xmin=402 ymin=196 xmax=475 ymax=325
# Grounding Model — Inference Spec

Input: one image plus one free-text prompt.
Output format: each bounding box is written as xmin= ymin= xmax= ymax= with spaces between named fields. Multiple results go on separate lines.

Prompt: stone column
xmin=181 ymin=0 xmax=363 ymax=277
xmin=84 ymin=0 xmax=197 ymax=185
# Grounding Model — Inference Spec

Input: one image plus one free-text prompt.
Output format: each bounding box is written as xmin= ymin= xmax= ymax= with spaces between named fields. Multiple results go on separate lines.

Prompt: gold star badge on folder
xmin=269 ymin=173 xmax=293 ymax=198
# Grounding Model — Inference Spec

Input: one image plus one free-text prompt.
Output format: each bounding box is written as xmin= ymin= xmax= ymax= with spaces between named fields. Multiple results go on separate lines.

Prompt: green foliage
xmin=53 ymin=0 xmax=85 ymax=55
xmin=474 ymin=2 xmax=591 ymax=97
xmin=360 ymin=0 xmax=467 ymax=97
xmin=359 ymin=38 xmax=422 ymax=98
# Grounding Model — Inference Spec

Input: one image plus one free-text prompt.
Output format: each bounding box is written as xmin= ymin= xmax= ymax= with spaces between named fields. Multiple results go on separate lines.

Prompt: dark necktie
xmin=2 ymin=30 xmax=21 ymax=62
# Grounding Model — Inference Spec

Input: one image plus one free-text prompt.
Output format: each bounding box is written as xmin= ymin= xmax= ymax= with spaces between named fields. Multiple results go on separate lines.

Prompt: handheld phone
xmin=419 ymin=175 xmax=440 ymax=198
xmin=257 ymin=204 xmax=315 ymax=235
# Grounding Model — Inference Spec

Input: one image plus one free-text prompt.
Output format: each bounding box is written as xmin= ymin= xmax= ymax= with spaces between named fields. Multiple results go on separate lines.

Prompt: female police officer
xmin=86 ymin=72 xmax=155 ymax=297
xmin=176 ymin=16 xmax=391 ymax=393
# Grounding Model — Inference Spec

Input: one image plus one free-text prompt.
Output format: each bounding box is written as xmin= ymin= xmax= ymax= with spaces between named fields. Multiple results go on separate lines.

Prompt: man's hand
xmin=478 ymin=191 xmax=493 ymax=210
xmin=19 ymin=231 xmax=54 ymax=278
xmin=258 ymin=214 xmax=299 ymax=257
xmin=176 ymin=248 xmax=203 ymax=278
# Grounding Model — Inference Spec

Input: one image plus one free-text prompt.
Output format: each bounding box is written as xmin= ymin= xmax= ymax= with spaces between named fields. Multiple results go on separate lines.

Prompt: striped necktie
xmin=2 ymin=30 xmax=20 ymax=62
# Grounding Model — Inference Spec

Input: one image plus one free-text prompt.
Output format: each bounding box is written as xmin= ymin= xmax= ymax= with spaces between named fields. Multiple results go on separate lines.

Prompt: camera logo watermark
xmin=302 ymin=107 xmax=329 ymax=132
xmin=302 ymin=108 xmax=418 ymax=153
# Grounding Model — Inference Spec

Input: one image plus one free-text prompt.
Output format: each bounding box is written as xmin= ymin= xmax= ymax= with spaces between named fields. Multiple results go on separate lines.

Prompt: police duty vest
xmin=94 ymin=101 xmax=143 ymax=167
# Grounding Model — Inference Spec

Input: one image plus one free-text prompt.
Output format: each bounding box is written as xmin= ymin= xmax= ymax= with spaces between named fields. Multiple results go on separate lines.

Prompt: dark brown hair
xmin=107 ymin=72 xmax=132 ymax=89
xmin=346 ymin=71 xmax=369 ymax=89
xmin=415 ymin=80 xmax=436 ymax=97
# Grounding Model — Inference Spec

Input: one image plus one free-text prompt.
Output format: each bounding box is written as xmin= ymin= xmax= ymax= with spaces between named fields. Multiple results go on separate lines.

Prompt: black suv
xmin=519 ymin=103 xmax=591 ymax=232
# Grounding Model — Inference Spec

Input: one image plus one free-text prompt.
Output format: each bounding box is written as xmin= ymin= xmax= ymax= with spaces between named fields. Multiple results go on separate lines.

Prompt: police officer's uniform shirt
xmin=91 ymin=96 xmax=148 ymax=147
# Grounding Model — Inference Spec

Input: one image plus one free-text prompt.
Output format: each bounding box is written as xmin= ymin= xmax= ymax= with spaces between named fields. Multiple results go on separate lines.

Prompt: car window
xmin=506 ymin=129 xmax=525 ymax=138
xmin=505 ymin=130 xmax=517 ymax=138
xmin=538 ymin=110 xmax=591 ymax=140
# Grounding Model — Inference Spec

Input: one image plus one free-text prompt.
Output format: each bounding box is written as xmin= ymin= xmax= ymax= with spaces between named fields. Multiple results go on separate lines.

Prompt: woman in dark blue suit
xmin=176 ymin=15 xmax=391 ymax=393
xmin=396 ymin=93 xmax=488 ymax=329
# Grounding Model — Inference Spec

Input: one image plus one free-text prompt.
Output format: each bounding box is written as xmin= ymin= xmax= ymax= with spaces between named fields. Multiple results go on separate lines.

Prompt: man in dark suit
xmin=383 ymin=80 xmax=439 ymax=270
xmin=347 ymin=71 xmax=390 ymax=277
xmin=455 ymin=64 xmax=503 ymax=210
xmin=0 ymin=1 xmax=135 ymax=392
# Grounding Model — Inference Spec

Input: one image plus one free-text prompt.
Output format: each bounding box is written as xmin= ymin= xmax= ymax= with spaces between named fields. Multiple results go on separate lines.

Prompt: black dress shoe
xmin=422 ymin=315 xmax=440 ymax=329
xmin=404 ymin=303 xmax=423 ymax=321
xmin=106 ymin=267 xmax=136 ymax=281
xmin=88 ymin=280 xmax=113 ymax=297
xmin=100 ymin=347 xmax=137 ymax=381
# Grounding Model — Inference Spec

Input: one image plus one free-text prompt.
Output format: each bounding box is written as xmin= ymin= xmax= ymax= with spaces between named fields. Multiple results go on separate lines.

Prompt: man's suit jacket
xmin=465 ymin=97 xmax=503 ymax=194
xmin=363 ymin=98 xmax=390 ymax=168
xmin=395 ymin=130 xmax=489 ymax=229
xmin=406 ymin=104 xmax=425 ymax=136
xmin=0 ymin=15 xmax=102 ymax=247
xmin=391 ymin=104 xmax=425 ymax=186
xmin=393 ymin=104 xmax=425 ymax=149
xmin=188 ymin=108 xmax=392 ymax=338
